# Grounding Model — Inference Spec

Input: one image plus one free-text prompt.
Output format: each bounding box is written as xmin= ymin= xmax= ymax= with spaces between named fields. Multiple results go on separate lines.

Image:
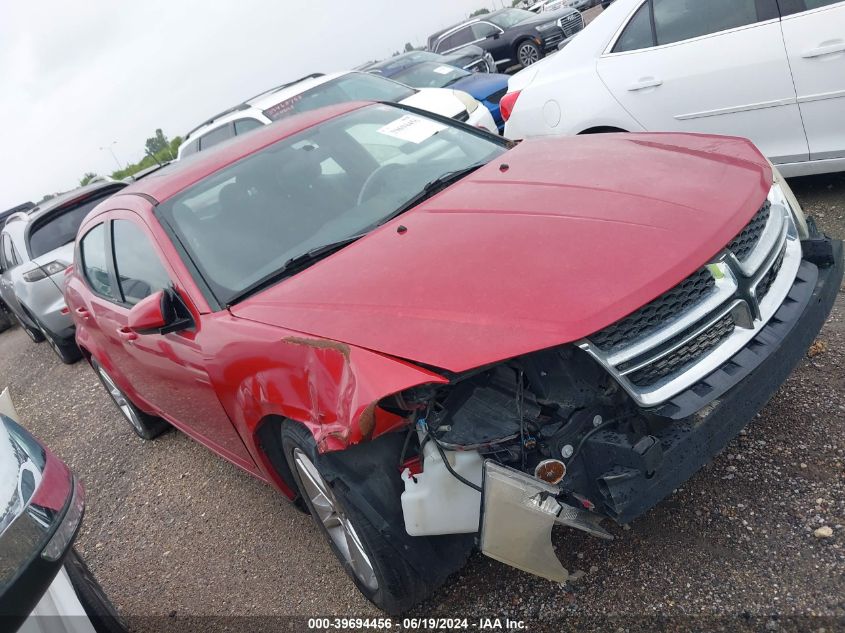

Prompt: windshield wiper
xmin=226 ymin=162 xmax=487 ymax=306
xmin=376 ymin=161 xmax=488 ymax=228
xmin=226 ymin=235 xmax=364 ymax=306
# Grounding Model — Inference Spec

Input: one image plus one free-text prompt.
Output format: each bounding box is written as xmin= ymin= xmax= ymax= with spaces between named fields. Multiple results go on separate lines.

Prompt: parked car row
xmin=368 ymin=60 xmax=510 ymax=131
xmin=3 ymin=0 xmax=844 ymax=620
xmin=503 ymin=0 xmax=845 ymax=177
xmin=177 ymin=71 xmax=497 ymax=158
xmin=529 ymin=0 xmax=605 ymax=13
xmin=428 ymin=7 xmax=585 ymax=69
xmin=361 ymin=45 xmax=498 ymax=75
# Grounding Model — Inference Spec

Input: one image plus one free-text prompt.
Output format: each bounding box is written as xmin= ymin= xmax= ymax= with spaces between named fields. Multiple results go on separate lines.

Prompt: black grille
xmin=590 ymin=268 xmax=716 ymax=351
xmin=728 ymin=201 xmax=771 ymax=262
xmin=628 ymin=313 xmax=736 ymax=387
xmin=559 ymin=13 xmax=584 ymax=37
xmin=757 ymin=244 xmax=786 ymax=301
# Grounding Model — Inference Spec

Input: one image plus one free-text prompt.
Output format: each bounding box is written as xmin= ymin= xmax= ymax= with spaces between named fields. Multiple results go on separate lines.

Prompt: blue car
xmin=385 ymin=62 xmax=510 ymax=132
xmin=362 ymin=47 xmax=495 ymax=76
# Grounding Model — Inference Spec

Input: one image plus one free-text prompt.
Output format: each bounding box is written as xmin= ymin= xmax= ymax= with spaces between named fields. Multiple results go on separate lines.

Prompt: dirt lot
xmin=1 ymin=169 xmax=843 ymax=633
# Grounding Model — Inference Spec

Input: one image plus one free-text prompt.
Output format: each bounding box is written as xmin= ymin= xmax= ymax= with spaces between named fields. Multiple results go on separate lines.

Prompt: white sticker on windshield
xmin=377 ymin=115 xmax=447 ymax=144
xmin=433 ymin=65 xmax=454 ymax=75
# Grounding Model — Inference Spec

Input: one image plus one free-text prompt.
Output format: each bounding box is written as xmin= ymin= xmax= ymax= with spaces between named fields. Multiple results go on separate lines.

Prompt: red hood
xmin=231 ymin=133 xmax=772 ymax=373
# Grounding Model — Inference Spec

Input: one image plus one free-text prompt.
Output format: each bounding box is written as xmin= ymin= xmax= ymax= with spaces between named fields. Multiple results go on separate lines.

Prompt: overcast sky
xmin=0 ymin=0 xmax=506 ymax=210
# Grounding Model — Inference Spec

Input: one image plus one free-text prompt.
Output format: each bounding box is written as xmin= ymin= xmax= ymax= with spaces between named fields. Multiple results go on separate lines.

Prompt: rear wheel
xmin=0 ymin=303 xmax=11 ymax=333
xmin=91 ymin=359 xmax=168 ymax=440
xmin=517 ymin=41 xmax=541 ymax=67
xmin=12 ymin=309 xmax=45 ymax=342
xmin=35 ymin=320 xmax=82 ymax=364
xmin=281 ymin=422 xmax=460 ymax=614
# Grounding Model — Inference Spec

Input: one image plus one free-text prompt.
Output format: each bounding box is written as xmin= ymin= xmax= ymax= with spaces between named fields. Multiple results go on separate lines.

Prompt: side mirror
xmin=128 ymin=288 xmax=192 ymax=335
xmin=128 ymin=290 xmax=170 ymax=333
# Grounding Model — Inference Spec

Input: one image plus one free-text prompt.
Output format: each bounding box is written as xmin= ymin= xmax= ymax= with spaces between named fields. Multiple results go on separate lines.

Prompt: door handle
xmin=803 ymin=41 xmax=845 ymax=58
xmin=75 ymin=307 xmax=90 ymax=319
xmin=628 ymin=77 xmax=663 ymax=91
xmin=117 ymin=327 xmax=138 ymax=342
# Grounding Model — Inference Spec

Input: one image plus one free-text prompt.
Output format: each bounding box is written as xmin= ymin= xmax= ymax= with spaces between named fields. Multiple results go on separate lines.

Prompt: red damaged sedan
xmin=65 ymin=101 xmax=843 ymax=613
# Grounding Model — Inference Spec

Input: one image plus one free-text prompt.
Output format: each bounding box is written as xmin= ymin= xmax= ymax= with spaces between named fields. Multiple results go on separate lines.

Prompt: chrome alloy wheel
xmin=37 ymin=323 xmax=61 ymax=356
xmin=518 ymin=42 xmax=540 ymax=66
xmin=292 ymin=448 xmax=378 ymax=591
xmin=15 ymin=313 xmax=40 ymax=341
xmin=97 ymin=366 xmax=144 ymax=434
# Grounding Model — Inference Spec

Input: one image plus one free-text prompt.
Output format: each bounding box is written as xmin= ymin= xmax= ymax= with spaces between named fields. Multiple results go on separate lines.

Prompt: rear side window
xmin=199 ymin=124 xmax=234 ymax=151
xmin=471 ymin=22 xmax=500 ymax=39
xmin=779 ymin=0 xmax=843 ymax=13
xmin=613 ymin=3 xmax=654 ymax=52
xmin=28 ymin=190 xmax=118 ymax=259
xmin=234 ymin=118 xmax=264 ymax=135
xmin=437 ymin=27 xmax=474 ymax=52
xmin=80 ymin=224 xmax=114 ymax=298
xmin=181 ymin=139 xmax=200 ymax=157
xmin=804 ymin=0 xmax=844 ymax=7
xmin=652 ymin=0 xmax=759 ymax=45
xmin=112 ymin=220 xmax=171 ymax=306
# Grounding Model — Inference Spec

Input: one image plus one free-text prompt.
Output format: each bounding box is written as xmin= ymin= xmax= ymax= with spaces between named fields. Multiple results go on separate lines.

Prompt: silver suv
xmin=0 ymin=182 xmax=125 ymax=362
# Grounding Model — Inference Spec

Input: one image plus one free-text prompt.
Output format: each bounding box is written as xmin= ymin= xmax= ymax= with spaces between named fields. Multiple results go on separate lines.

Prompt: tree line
xmin=78 ymin=129 xmax=182 ymax=187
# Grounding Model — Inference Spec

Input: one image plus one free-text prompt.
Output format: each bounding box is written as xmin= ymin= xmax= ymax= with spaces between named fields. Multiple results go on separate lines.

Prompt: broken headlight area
xmin=384 ymin=345 xmax=670 ymax=534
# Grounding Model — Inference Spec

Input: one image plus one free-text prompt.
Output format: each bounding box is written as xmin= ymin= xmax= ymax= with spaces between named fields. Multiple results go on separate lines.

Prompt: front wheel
xmin=281 ymin=422 xmax=438 ymax=614
xmin=91 ymin=359 xmax=168 ymax=440
xmin=517 ymin=41 xmax=541 ymax=67
xmin=64 ymin=549 xmax=128 ymax=633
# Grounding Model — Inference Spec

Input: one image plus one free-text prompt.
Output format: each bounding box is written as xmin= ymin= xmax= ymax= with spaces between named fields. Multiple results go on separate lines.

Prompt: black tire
xmin=0 ymin=303 xmax=11 ymax=333
xmin=12 ymin=309 xmax=45 ymax=342
xmin=516 ymin=40 xmax=541 ymax=67
xmin=34 ymin=319 xmax=82 ymax=364
xmin=281 ymin=421 xmax=472 ymax=615
xmin=64 ymin=549 xmax=128 ymax=633
xmin=91 ymin=358 xmax=169 ymax=440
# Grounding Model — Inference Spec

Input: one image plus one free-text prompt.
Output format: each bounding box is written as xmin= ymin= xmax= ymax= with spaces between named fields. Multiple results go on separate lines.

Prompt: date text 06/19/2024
xmin=307 ymin=617 xmax=527 ymax=630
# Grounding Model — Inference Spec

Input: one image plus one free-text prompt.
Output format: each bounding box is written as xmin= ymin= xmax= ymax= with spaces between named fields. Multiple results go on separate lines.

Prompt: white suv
xmin=178 ymin=71 xmax=497 ymax=158
xmin=503 ymin=0 xmax=845 ymax=177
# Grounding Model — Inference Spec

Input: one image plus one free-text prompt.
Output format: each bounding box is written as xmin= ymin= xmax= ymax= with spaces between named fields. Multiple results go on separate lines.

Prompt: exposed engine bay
xmin=386 ymin=345 xmax=669 ymax=528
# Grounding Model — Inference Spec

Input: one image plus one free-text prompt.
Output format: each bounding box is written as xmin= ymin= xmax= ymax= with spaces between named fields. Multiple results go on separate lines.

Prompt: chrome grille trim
xmin=618 ymin=301 xmax=741 ymax=378
xmin=558 ymin=12 xmax=585 ymax=37
xmin=579 ymin=197 xmax=802 ymax=408
xmin=734 ymin=199 xmax=785 ymax=277
xmin=605 ymin=261 xmax=737 ymax=367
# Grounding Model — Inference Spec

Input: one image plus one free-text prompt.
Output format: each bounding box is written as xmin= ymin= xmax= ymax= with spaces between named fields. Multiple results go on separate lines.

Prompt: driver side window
xmin=112 ymin=220 xmax=171 ymax=306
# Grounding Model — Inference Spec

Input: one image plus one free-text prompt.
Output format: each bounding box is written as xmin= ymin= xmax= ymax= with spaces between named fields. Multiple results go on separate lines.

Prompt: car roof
xmin=4 ymin=181 xmax=126 ymax=231
xmin=121 ymin=101 xmax=372 ymax=206
xmin=368 ymin=51 xmax=438 ymax=71
xmin=430 ymin=10 xmax=510 ymax=44
xmin=183 ymin=72 xmax=350 ymax=142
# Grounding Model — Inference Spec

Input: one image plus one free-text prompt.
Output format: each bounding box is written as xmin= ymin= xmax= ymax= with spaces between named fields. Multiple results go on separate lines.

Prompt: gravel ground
xmin=1 ymin=170 xmax=843 ymax=633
